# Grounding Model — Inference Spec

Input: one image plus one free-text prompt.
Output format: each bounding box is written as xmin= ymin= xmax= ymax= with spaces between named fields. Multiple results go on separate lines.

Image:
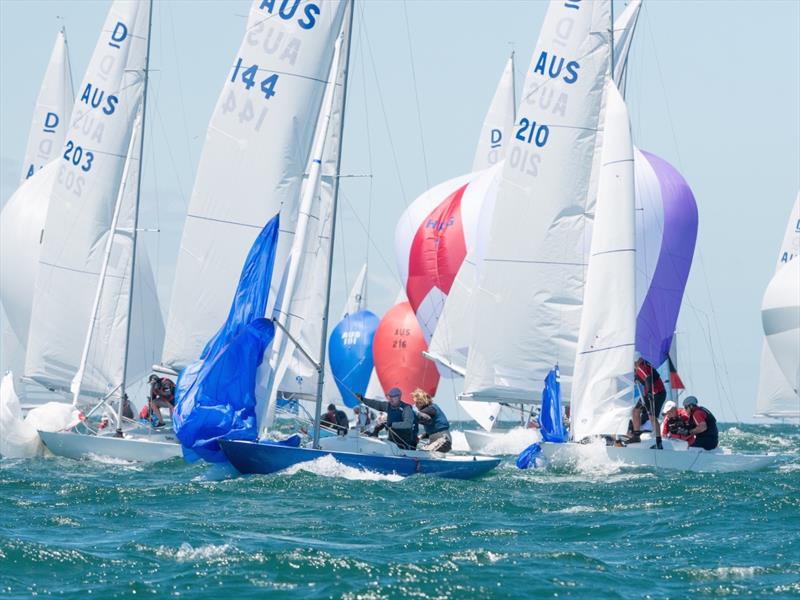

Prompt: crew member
xmin=660 ymin=400 xmax=693 ymax=443
xmin=322 ymin=403 xmax=349 ymax=435
xmin=356 ymin=387 xmax=418 ymax=450
xmin=352 ymin=405 xmax=372 ymax=432
xmin=412 ymin=389 xmax=452 ymax=453
xmin=683 ymin=396 xmax=719 ymax=450
xmin=630 ymin=355 xmax=666 ymax=442
xmin=148 ymin=374 xmax=176 ymax=427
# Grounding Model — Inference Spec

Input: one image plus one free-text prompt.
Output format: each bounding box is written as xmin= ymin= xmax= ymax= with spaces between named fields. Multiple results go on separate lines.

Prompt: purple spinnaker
xmin=635 ymin=151 xmax=698 ymax=366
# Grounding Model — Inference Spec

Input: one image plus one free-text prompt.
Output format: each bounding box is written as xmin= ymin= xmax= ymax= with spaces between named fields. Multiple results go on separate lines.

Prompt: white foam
xmin=83 ymin=453 xmax=141 ymax=467
xmin=464 ymin=427 xmax=541 ymax=455
xmin=281 ymin=454 xmax=405 ymax=482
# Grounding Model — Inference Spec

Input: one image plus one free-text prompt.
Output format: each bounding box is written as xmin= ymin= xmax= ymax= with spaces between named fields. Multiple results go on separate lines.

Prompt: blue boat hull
xmin=220 ymin=439 xmax=500 ymax=480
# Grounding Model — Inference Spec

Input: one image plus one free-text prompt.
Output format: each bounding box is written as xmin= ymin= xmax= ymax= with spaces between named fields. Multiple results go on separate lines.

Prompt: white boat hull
xmin=38 ymin=430 xmax=182 ymax=463
xmin=463 ymin=427 xmax=541 ymax=455
xmin=539 ymin=438 xmax=783 ymax=473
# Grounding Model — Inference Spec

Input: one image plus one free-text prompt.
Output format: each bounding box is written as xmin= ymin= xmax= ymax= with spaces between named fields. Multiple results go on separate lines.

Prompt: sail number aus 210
xmin=515 ymin=118 xmax=550 ymax=147
xmin=230 ymin=58 xmax=279 ymax=100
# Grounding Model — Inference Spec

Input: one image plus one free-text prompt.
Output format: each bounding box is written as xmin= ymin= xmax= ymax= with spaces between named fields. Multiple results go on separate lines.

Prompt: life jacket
xmin=688 ymin=406 xmax=718 ymax=442
xmin=635 ymin=360 xmax=666 ymax=396
xmin=421 ymin=403 xmax=450 ymax=436
xmin=386 ymin=403 xmax=419 ymax=440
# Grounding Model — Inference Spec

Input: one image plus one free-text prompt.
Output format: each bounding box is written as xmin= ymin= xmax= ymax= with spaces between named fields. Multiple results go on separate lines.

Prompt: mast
xmin=261 ymin=11 xmax=350 ymax=437
xmin=69 ymin=115 xmax=141 ymax=409
xmin=312 ymin=0 xmax=354 ymax=449
xmin=118 ymin=0 xmax=154 ymax=435
xmin=610 ymin=1 xmax=615 ymax=76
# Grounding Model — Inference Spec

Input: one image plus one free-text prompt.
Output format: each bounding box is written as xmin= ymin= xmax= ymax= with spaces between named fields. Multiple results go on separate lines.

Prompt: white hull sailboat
xmin=39 ymin=429 xmax=180 ymax=463
xmin=462 ymin=427 xmax=540 ymax=456
xmin=539 ymin=436 xmax=782 ymax=474
xmin=19 ymin=0 xmax=172 ymax=462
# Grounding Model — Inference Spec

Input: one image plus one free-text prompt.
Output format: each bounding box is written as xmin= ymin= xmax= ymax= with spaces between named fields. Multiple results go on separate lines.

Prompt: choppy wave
xmin=281 ymin=454 xmax=405 ymax=482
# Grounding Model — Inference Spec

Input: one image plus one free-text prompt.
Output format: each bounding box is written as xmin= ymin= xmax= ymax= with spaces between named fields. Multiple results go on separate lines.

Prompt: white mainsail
xmin=261 ymin=15 xmax=351 ymax=431
xmin=25 ymin=0 xmax=160 ymax=398
xmin=756 ymin=193 xmax=800 ymax=417
xmin=611 ymin=0 xmax=642 ymax=97
xmin=19 ymin=27 xmax=74 ymax=183
xmin=1 ymin=28 xmax=74 ymax=386
xmin=472 ymin=54 xmax=516 ymax=171
xmin=463 ymin=0 xmax=610 ymax=404
xmin=428 ymin=2 xmax=642 ymax=381
xmin=162 ymin=0 xmax=347 ymax=371
xmin=570 ymin=80 xmax=636 ymax=441
xmin=761 ymin=258 xmax=800 ymax=397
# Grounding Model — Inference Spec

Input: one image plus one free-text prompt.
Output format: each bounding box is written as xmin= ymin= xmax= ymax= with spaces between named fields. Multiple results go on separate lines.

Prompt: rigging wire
xmin=401 ymin=0 xmax=431 ymax=192
xmin=642 ymin=5 xmax=739 ymax=422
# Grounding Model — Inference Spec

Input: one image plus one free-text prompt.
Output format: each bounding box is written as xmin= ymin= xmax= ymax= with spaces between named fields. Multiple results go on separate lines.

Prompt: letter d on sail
xmin=109 ymin=22 xmax=128 ymax=49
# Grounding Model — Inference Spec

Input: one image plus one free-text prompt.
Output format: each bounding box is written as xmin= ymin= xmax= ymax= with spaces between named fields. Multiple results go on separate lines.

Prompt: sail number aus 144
xmin=231 ymin=58 xmax=279 ymax=100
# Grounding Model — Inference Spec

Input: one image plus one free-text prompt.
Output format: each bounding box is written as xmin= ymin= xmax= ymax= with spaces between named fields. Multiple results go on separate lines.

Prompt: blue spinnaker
xmin=173 ymin=214 xmax=280 ymax=462
xmin=174 ymin=319 xmax=275 ymax=463
xmin=516 ymin=443 xmax=542 ymax=470
xmin=538 ymin=366 xmax=567 ymax=443
xmin=328 ymin=309 xmax=380 ymax=407
xmin=200 ymin=215 xmax=279 ymax=360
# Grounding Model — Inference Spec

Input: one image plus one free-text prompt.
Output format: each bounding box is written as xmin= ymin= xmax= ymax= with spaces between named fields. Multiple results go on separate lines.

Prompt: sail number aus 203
xmin=231 ymin=58 xmax=279 ymax=100
xmin=62 ymin=140 xmax=94 ymax=173
xmin=515 ymin=118 xmax=550 ymax=147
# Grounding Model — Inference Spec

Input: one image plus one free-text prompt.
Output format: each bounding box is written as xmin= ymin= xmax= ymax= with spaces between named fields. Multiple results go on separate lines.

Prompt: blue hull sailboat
xmin=221 ymin=436 xmax=500 ymax=480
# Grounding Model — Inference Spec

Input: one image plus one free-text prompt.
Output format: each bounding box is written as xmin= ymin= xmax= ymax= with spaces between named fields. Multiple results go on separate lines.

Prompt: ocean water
xmin=1 ymin=423 xmax=798 ymax=599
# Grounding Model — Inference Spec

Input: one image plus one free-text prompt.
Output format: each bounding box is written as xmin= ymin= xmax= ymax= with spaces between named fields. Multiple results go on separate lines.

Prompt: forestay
xmin=25 ymin=0 xmax=161 ymax=398
xmin=570 ymin=80 xmax=636 ymax=441
xmin=272 ymin=1 xmax=353 ymax=403
xmin=162 ymin=0 xmax=346 ymax=371
xmin=464 ymin=0 xmax=610 ymax=404
xmin=756 ymin=193 xmax=800 ymax=417
xmin=260 ymin=9 xmax=351 ymax=433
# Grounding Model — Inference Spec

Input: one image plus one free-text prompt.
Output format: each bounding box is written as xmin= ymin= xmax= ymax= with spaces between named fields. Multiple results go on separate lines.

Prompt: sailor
xmin=322 ymin=403 xmax=349 ymax=435
xmin=355 ymin=387 xmax=418 ymax=450
xmin=683 ymin=396 xmax=719 ymax=450
xmin=148 ymin=374 xmax=176 ymax=427
xmin=352 ymin=405 xmax=372 ymax=432
xmin=630 ymin=354 xmax=667 ymax=442
xmin=412 ymin=389 xmax=452 ymax=453
xmin=660 ymin=400 xmax=693 ymax=443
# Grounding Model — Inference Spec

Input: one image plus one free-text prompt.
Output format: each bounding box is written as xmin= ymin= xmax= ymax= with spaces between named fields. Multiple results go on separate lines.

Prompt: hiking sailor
xmin=412 ymin=388 xmax=452 ymax=453
xmin=683 ymin=396 xmax=719 ymax=450
xmin=660 ymin=400 xmax=692 ymax=443
xmin=355 ymin=387 xmax=418 ymax=450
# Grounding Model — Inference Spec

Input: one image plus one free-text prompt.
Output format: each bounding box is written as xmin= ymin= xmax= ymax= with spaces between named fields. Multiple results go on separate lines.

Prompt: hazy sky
xmin=1 ymin=0 xmax=798 ymax=422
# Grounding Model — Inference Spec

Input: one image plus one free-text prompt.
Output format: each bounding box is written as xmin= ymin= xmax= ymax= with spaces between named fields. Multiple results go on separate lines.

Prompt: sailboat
xmin=196 ymin=1 xmax=499 ymax=479
xmin=525 ymin=6 xmax=782 ymax=473
xmin=17 ymin=0 xmax=174 ymax=462
xmin=755 ymin=193 xmax=799 ymax=419
xmin=426 ymin=2 xmax=644 ymax=455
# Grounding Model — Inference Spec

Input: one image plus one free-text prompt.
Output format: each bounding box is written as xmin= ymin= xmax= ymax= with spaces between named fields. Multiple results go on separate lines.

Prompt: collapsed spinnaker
xmin=173 ymin=215 xmax=280 ymax=462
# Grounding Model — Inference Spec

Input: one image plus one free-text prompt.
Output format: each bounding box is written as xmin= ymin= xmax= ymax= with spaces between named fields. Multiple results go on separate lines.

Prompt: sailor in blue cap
xmin=355 ymin=387 xmax=418 ymax=450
